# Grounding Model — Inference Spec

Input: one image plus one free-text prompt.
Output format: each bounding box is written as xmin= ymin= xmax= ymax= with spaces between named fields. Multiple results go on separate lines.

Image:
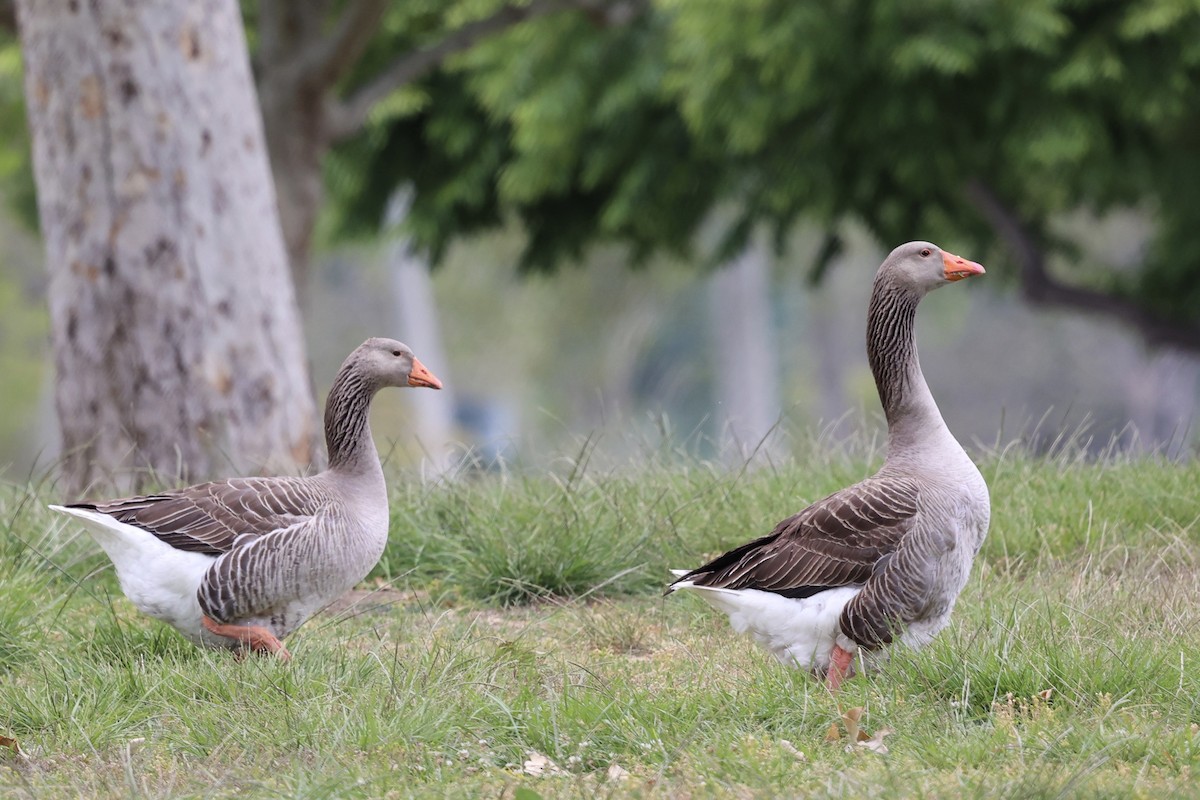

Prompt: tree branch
xmin=257 ymin=0 xmax=334 ymax=78
xmin=0 ymin=0 xmax=15 ymax=36
xmin=324 ymin=0 xmax=647 ymax=142
xmin=965 ymin=179 xmax=1200 ymax=353
xmin=293 ymin=0 xmax=389 ymax=89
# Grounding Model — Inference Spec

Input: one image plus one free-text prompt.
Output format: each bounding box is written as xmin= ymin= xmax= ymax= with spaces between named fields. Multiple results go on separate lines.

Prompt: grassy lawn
xmin=2 ymin=444 xmax=1199 ymax=798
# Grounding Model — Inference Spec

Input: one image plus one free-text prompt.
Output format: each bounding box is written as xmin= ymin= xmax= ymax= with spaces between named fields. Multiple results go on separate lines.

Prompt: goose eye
xmin=391 ymin=350 xmax=403 ymax=357
xmin=920 ymin=248 xmax=932 ymax=257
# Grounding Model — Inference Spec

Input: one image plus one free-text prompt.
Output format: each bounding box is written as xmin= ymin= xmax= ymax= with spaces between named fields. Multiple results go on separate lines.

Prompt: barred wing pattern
xmin=196 ymin=514 xmax=324 ymax=627
xmin=672 ymin=476 xmax=922 ymax=645
xmin=67 ymin=477 xmax=329 ymax=555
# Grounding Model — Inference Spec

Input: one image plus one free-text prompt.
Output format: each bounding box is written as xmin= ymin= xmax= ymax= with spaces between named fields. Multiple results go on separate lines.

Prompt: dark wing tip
xmin=664 ymin=569 xmax=700 ymax=596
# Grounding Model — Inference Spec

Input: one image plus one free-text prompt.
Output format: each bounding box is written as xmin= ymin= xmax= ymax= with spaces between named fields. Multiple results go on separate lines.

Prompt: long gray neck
xmin=324 ymin=364 xmax=381 ymax=473
xmin=866 ymin=277 xmax=946 ymax=452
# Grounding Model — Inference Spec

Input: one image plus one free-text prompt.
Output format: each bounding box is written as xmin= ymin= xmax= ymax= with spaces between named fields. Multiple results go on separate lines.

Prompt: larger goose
xmin=51 ymin=338 xmax=442 ymax=660
xmin=668 ymin=242 xmax=990 ymax=690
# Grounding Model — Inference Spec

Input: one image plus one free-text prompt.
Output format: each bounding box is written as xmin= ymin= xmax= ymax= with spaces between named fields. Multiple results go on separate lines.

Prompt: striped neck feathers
xmin=323 ymin=364 xmax=381 ymax=473
xmin=865 ymin=276 xmax=940 ymax=432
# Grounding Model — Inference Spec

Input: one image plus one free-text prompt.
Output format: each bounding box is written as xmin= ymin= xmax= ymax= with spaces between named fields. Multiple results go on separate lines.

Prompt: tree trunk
xmin=260 ymin=90 xmax=324 ymax=306
xmin=1126 ymin=348 xmax=1200 ymax=457
xmin=255 ymin=0 xmax=329 ymax=305
xmin=18 ymin=0 xmax=320 ymax=493
xmin=807 ymin=278 xmax=850 ymax=437
xmin=708 ymin=232 xmax=783 ymax=465
xmin=384 ymin=190 xmax=458 ymax=477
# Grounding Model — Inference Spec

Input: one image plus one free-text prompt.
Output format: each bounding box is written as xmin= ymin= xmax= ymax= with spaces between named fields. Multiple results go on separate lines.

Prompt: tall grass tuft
xmin=380 ymin=434 xmax=1200 ymax=608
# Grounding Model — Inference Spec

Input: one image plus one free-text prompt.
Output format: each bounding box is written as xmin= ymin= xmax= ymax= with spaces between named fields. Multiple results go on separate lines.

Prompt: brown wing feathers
xmin=69 ymin=477 xmax=324 ymax=556
xmin=673 ymin=477 xmax=920 ymax=600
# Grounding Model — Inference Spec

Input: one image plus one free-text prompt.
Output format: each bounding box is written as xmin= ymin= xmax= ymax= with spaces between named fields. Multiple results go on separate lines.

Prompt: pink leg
xmin=201 ymin=615 xmax=292 ymax=661
xmin=826 ymin=644 xmax=855 ymax=692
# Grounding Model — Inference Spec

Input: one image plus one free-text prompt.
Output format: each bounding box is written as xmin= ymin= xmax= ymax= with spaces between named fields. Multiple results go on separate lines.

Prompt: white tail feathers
xmin=666 ymin=577 xmax=862 ymax=672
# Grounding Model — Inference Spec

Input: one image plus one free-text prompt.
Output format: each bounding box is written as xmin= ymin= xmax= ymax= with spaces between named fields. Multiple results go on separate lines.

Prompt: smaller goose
xmin=668 ymin=242 xmax=990 ymax=691
xmin=51 ymin=338 xmax=442 ymax=660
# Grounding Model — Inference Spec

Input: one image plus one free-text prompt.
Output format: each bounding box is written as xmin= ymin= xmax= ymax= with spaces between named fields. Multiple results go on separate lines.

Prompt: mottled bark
xmin=18 ymin=0 xmax=320 ymax=492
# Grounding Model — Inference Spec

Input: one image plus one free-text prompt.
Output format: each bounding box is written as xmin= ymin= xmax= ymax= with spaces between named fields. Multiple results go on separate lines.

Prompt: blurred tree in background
xmin=3 ymin=0 xmax=1199 ymax=482
xmin=324 ymin=0 xmax=1200 ymax=352
xmin=246 ymin=0 xmax=640 ymax=300
xmin=7 ymin=0 xmax=1200 ymax=327
xmin=0 ymin=37 xmax=45 ymax=468
xmin=6 ymin=0 xmax=642 ymax=485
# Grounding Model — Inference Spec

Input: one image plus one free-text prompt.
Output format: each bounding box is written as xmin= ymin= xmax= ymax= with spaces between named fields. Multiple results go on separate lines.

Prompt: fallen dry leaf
xmin=522 ymin=751 xmax=563 ymax=777
xmin=824 ymin=707 xmax=890 ymax=753
xmin=0 ymin=734 xmax=27 ymax=761
xmin=779 ymin=739 xmax=806 ymax=761
xmin=826 ymin=706 xmax=871 ymax=742
xmin=605 ymin=763 xmax=630 ymax=781
xmin=843 ymin=706 xmax=869 ymax=742
xmin=857 ymin=726 xmax=893 ymax=755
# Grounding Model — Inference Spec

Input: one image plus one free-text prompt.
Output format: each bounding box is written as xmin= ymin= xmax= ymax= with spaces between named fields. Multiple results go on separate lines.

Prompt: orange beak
xmin=943 ymin=250 xmax=985 ymax=282
xmin=407 ymin=357 xmax=443 ymax=389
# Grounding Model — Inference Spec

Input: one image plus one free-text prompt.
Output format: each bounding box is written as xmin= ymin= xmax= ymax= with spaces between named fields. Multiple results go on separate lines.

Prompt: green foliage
xmin=0 ymin=263 xmax=47 ymax=466
xmin=326 ymin=9 xmax=723 ymax=270
xmin=324 ymin=0 xmax=1200 ymax=328
xmin=0 ymin=39 xmax=37 ymax=229
xmin=9 ymin=3 xmax=1197 ymax=325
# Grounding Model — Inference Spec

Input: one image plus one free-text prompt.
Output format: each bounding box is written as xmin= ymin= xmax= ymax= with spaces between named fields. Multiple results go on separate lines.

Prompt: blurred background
xmin=2 ymin=1 xmax=1198 ymax=486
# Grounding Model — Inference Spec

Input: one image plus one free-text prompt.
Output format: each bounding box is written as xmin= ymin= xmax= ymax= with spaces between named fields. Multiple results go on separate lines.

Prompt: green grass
xmin=2 ymin=445 xmax=1200 ymax=798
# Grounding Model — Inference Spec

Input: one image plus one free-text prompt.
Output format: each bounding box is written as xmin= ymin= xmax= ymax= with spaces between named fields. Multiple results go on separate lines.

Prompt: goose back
xmin=672 ymin=474 xmax=920 ymax=600
xmin=65 ymin=476 xmax=331 ymax=555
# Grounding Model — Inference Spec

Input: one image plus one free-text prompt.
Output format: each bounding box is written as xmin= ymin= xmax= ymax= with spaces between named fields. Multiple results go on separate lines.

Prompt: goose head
xmin=354 ymin=337 xmax=443 ymax=390
xmin=879 ymin=241 xmax=985 ymax=295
